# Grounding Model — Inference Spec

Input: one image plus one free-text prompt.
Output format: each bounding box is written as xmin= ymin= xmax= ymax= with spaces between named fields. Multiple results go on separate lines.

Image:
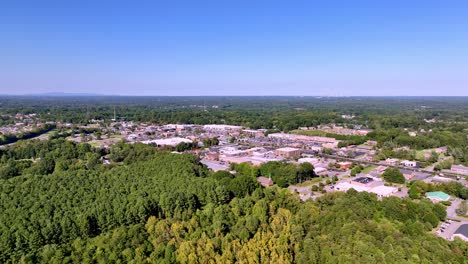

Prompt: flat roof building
xmin=452 ymin=224 xmax=468 ymax=242
xmin=203 ymin=124 xmax=243 ymax=131
xmin=142 ymin=137 xmax=192 ymax=147
xmin=274 ymin=147 xmax=301 ymax=158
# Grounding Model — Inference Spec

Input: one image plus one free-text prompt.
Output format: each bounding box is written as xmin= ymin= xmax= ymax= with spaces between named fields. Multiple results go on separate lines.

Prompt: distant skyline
xmin=1 ymin=1 xmax=468 ymax=96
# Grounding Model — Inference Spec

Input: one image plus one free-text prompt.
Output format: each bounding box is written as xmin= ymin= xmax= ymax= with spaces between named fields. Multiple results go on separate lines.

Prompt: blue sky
xmin=1 ymin=0 xmax=467 ymax=96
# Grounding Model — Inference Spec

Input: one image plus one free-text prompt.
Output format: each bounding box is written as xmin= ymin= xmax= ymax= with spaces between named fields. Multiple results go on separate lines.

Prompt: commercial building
xmin=267 ymin=133 xmax=339 ymax=148
xmin=203 ymin=124 xmax=243 ymax=131
xmin=274 ymin=147 xmax=301 ymax=158
xmin=298 ymin=157 xmax=320 ymax=165
xmin=141 ymin=137 xmax=192 ymax=147
xmin=334 ymin=182 xmax=397 ymax=197
xmin=369 ymin=185 xmax=398 ymax=197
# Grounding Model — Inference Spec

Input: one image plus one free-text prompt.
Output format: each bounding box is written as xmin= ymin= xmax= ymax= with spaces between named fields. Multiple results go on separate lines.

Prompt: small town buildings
xmin=220 ymin=146 xmax=245 ymax=156
xmin=142 ymin=137 xmax=192 ymax=147
xmin=274 ymin=147 xmax=301 ymax=158
xmin=203 ymin=124 xmax=243 ymax=131
xmin=242 ymin=129 xmax=265 ymax=137
xmin=337 ymin=161 xmax=352 ymax=170
xmin=267 ymin=133 xmax=339 ymax=148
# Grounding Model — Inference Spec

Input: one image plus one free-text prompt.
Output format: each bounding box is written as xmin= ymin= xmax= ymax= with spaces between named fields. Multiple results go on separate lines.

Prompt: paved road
xmin=319 ymin=153 xmax=468 ymax=181
xmin=446 ymin=199 xmax=468 ymax=221
xmin=436 ymin=220 xmax=466 ymax=240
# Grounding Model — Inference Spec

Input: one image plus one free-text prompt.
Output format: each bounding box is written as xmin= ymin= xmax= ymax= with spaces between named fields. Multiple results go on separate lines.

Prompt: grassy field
xmin=294 ymin=177 xmax=324 ymax=187
xmin=290 ymin=130 xmax=330 ymax=137
xmin=416 ymin=149 xmax=446 ymax=160
xmin=357 ymin=144 xmax=373 ymax=149
xmin=361 ymin=165 xmax=377 ymax=174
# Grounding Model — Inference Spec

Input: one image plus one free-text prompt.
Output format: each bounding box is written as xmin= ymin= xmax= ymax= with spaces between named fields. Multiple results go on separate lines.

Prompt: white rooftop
xmin=142 ymin=137 xmax=192 ymax=146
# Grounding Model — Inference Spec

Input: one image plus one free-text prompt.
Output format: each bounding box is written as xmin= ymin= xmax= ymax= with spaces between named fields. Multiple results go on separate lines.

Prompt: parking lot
xmin=435 ymin=219 xmax=465 ymax=240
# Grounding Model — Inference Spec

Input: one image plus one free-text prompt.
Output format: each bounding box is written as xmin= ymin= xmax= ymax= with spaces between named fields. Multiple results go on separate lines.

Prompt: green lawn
xmin=295 ymin=177 xmax=324 ymax=187
xmin=361 ymin=165 xmax=377 ymax=174
xmin=415 ymin=150 xmax=427 ymax=160
xmin=290 ymin=130 xmax=330 ymax=137
xmin=357 ymin=144 xmax=373 ymax=149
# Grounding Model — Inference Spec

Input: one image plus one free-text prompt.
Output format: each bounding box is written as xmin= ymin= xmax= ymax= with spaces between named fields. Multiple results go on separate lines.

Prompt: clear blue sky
xmin=1 ymin=0 xmax=467 ymax=96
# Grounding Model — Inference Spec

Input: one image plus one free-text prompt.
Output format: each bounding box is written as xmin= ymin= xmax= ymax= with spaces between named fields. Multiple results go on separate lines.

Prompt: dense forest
xmin=0 ymin=139 xmax=467 ymax=263
xmin=1 ymin=96 xmax=468 ymax=129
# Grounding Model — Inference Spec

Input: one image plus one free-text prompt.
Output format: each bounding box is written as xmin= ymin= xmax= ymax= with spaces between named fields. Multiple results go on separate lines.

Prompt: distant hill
xmin=27 ymin=92 xmax=105 ymax=97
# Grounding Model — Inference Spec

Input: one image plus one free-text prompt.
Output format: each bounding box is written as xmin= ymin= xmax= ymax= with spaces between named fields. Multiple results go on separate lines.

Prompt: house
xmin=257 ymin=177 xmax=274 ymax=187
xmin=338 ymin=161 xmax=352 ymax=170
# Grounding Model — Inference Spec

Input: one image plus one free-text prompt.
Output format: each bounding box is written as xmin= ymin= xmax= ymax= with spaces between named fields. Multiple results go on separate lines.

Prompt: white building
xmin=369 ymin=185 xmax=398 ymax=197
xmin=203 ymin=124 xmax=243 ymax=131
xmin=298 ymin=157 xmax=319 ymax=165
xmin=400 ymin=160 xmax=417 ymax=167
xmin=334 ymin=182 xmax=397 ymax=197
xmin=142 ymin=137 xmax=192 ymax=147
